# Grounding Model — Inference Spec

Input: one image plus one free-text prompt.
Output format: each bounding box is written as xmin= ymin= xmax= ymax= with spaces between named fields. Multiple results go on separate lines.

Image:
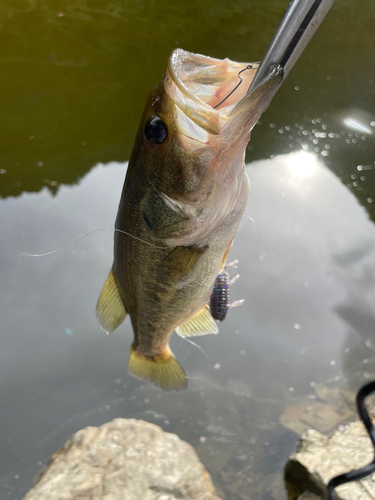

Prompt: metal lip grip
xmin=247 ymin=0 xmax=337 ymax=96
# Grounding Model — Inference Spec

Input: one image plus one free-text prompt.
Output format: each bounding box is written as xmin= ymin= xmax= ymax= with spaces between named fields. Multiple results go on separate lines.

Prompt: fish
xmin=96 ymin=48 xmax=283 ymax=390
xmin=95 ymin=0 xmax=336 ymax=390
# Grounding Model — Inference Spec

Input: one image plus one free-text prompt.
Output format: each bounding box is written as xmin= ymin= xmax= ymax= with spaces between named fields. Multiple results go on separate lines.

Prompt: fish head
xmin=130 ymin=49 xmax=282 ymax=243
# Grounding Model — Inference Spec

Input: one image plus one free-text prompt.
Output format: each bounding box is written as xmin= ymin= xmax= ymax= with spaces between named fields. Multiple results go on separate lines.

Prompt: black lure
xmin=210 ymin=271 xmax=230 ymax=322
xmin=327 ymin=380 xmax=375 ymax=500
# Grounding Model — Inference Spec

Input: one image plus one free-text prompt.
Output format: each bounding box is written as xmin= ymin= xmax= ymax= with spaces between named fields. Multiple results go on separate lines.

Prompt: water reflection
xmin=286 ymin=151 xmax=318 ymax=178
xmin=0 ymin=0 xmax=374 ymax=223
xmin=343 ymin=109 xmax=374 ymax=136
xmin=1 ymin=0 xmax=375 ymax=497
xmin=2 ymin=152 xmax=375 ymax=499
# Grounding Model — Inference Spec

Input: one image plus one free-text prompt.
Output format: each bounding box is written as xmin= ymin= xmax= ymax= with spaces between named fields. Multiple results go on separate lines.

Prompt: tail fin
xmin=128 ymin=345 xmax=187 ymax=391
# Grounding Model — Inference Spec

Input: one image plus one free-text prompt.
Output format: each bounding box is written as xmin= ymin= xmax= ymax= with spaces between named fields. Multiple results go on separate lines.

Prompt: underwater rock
xmin=280 ymin=384 xmax=356 ymax=435
xmin=285 ymin=421 xmax=375 ymax=500
xmin=297 ymin=492 xmax=323 ymax=500
xmin=23 ymin=418 xmax=221 ymax=500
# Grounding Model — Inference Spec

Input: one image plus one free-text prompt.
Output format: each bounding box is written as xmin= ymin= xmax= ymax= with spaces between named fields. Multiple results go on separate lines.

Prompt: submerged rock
xmin=280 ymin=384 xmax=356 ymax=435
xmin=23 ymin=418 xmax=221 ymax=500
xmin=285 ymin=419 xmax=375 ymax=500
xmin=296 ymin=493 xmax=323 ymax=500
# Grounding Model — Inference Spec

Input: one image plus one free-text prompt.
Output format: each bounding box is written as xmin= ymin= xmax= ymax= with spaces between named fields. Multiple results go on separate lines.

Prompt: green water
xmin=1 ymin=0 xmax=374 ymax=208
xmin=1 ymin=1 xmax=375 ymax=499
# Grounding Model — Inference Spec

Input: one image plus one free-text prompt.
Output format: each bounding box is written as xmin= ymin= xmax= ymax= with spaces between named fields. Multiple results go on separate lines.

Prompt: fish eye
xmin=144 ymin=117 xmax=168 ymax=145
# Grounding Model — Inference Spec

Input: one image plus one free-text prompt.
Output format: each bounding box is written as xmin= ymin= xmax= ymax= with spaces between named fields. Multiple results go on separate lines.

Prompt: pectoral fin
xmin=159 ymin=244 xmax=208 ymax=279
xmin=96 ymin=268 xmax=127 ymax=334
xmin=176 ymin=305 xmax=219 ymax=337
xmin=128 ymin=345 xmax=187 ymax=391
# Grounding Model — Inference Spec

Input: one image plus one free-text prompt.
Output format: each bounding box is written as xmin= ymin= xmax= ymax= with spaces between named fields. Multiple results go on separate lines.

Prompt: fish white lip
xmin=165 ymin=48 xmax=259 ymax=135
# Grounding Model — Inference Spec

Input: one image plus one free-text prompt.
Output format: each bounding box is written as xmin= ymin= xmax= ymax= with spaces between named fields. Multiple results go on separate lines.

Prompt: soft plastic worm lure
xmin=209 ymin=261 xmax=244 ymax=321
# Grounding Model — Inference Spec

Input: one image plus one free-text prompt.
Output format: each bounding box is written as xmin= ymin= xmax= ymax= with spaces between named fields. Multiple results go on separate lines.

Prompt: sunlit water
xmin=2 ymin=153 xmax=375 ymax=499
xmin=0 ymin=1 xmax=375 ymax=499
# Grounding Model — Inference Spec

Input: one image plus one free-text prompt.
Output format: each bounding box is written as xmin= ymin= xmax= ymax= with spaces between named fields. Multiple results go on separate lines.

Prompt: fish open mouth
xmin=165 ymin=49 xmax=259 ymax=135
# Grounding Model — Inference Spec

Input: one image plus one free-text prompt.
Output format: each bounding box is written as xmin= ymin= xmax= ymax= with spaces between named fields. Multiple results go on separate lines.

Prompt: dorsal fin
xmin=176 ymin=305 xmax=218 ymax=337
xmin=96 ymin=267 xmax=127 ymax=334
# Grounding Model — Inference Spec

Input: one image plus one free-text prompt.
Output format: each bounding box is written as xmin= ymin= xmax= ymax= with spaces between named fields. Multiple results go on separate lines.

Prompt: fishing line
xmin=326 ymin=380 xmax=375 ymax=500
xmin=243 ymin=214 xmax=260 ymax=251
xmin=0 ymin=227 xmax=170 ymax=257
xmin=175 ymin=336 xmax=212 ymax=381
xmin=182 ymin=336 xmax=211 ymax=366
xmin=0 ymin=211 xmax=258 ymax=259
xmin=230 ymin=214 xmax=260 ymax=263
xmin=213 ymin=64 xmax=253 ymax=109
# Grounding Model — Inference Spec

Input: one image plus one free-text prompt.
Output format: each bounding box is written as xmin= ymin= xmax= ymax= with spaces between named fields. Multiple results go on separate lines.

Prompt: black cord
xmin=327 ymin=380 xmax=375 ymax=500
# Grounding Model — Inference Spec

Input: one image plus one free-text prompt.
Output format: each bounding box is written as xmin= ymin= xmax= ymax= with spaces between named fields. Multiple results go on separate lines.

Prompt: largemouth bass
xmin=96 ymin=0 xmax=336 ymax=390
xmin=96 ymin=49 xmax=281 ymax=390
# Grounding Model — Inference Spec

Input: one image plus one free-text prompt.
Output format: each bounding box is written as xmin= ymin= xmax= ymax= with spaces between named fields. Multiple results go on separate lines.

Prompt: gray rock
xmin=285 ymin=422 xmax=375 ymax=500
xmin=23 ymin=418 xmax=221 ymax=500
xmin=297 ymin=492 xmax=323 ymax=500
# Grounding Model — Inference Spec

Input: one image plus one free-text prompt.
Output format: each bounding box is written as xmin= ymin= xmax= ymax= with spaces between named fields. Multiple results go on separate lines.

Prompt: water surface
xmin=1 ymin=1 xmax=375 ymax=499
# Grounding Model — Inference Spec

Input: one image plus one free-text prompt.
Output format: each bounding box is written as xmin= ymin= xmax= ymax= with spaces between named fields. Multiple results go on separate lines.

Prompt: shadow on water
xmin=0 ymin=1 xmax=375 ymax=499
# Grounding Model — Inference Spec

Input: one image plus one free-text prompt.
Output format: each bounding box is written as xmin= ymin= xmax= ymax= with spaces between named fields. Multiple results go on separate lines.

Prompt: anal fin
xmin=96 ymin=267 xmax=127 ymax=334
xmin=176 ymin=305 xmax=218 ymax=337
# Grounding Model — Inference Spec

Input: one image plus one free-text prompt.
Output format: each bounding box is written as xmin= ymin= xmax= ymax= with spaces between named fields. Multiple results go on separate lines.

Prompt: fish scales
xmin=115 ymin=176 xmax=245 ymax=352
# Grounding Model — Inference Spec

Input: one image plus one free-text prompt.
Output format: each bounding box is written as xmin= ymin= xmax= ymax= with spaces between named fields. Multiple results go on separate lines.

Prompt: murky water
xmin=1 ymin=1 xmax=375 ymax=499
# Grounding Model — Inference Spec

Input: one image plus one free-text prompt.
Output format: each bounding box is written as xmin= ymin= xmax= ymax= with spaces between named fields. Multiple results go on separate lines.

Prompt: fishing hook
xmin=213 ymin=64 xmax=253 ymax=109
xmin=327 ymin=380 xmax=375 ymax=500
